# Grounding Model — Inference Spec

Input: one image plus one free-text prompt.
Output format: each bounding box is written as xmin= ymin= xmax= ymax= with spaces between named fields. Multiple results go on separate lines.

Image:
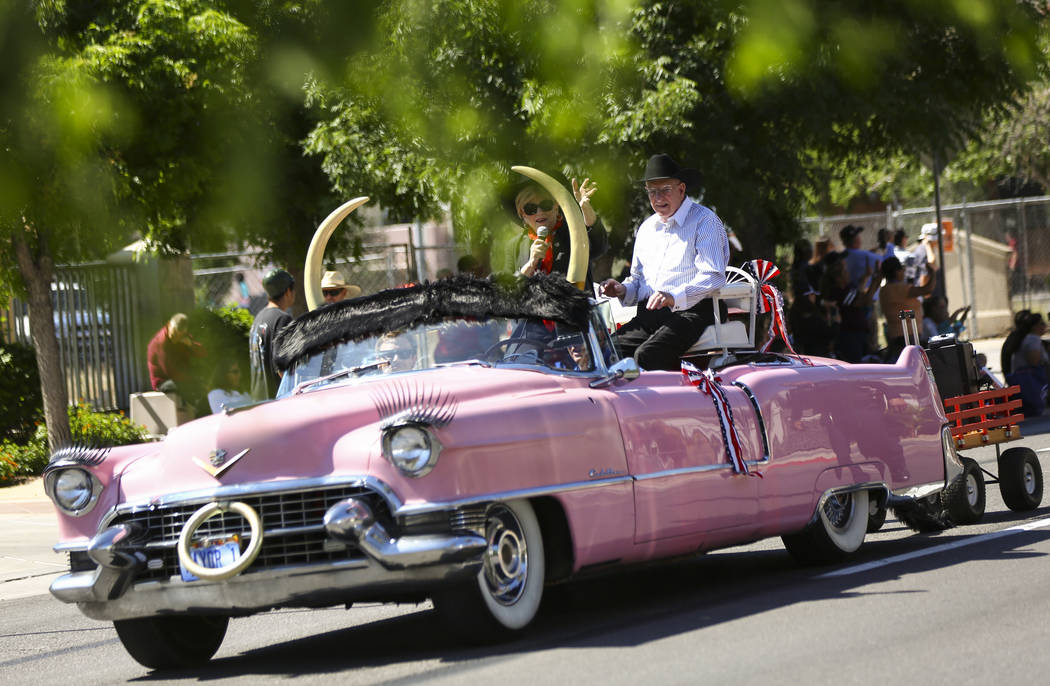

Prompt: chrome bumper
xmin=51 ymin=497 xmax=486 ymax=621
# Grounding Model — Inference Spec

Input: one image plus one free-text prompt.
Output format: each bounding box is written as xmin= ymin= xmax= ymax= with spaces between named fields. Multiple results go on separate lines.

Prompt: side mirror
xmin=589 ymin=357 xmax=641 ymax=389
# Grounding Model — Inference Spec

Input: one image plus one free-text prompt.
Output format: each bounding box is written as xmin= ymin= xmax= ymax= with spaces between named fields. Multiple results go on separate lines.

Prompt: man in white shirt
xmin=600 ymin=154 xmax=730 ymax=370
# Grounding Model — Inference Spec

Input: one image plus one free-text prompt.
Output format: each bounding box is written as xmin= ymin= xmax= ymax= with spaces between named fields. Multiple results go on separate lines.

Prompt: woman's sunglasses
xmin=521 ymin=199 xmax=555 ymax=216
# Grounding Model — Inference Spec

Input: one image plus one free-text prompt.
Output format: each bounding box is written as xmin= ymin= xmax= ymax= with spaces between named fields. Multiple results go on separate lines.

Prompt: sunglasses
xmin=378 ymin=347 xmax=412 ymax=358
xmin=521 ymin=199 xmax=555 ymax=216
xmin=322 ymin=288 xmax=346 ymax=297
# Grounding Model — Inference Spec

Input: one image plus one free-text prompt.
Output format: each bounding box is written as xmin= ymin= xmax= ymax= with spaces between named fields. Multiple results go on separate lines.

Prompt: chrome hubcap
xmin=482 ymin=504 xmax=528 ymax=606
xmin=823 ymin=493 xmax=853 ymax=529
xmin=966 ymin=474 xmax=979 ymax=507
xmin=1024 ymin=462 xmax=1036 ymax=495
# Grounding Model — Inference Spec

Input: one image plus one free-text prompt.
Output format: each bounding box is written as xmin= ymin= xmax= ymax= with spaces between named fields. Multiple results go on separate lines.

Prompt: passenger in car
xmin=512 ymin=178 xmax=608 ymax=284
xmin=599 ymin=154 xmax=730 ymax=371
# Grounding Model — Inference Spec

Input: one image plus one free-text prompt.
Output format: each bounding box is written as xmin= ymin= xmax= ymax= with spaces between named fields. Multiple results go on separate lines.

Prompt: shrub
xmin=0 ymin=342 xmax=43 ymax=443
xmin=0 ymin=402 xmax=149 ymax=484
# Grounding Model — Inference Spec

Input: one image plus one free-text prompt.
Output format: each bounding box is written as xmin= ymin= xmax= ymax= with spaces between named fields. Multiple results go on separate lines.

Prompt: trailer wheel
xmin=998 ymin=447 xmax=1043 ymax=511
xmin=942 ymin=457 xmax=985 ymax=524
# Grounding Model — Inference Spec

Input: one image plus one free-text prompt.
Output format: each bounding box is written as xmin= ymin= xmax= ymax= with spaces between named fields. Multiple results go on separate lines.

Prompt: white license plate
xmin=180 ymin=537 xmax=241 ymax=582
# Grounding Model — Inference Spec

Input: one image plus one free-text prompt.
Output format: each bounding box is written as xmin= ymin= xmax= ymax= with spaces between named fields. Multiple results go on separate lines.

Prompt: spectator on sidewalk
xmin=250 ymin=269 xmax=295 ymax=400
xmin=147 ymin=313 xmax=205 ymax=411
xmin=319 ymin=270 xmax=361 ymax=306
xmin=790 ymin=238 xmax=814 ymax=301
xmin=1000 ymin=309 xmax=1033 ymax=378
xmin=822 ymin=254 xmax=879 ymax=363
xmin=880 ymin=256 xmax=937 ymax=362
xmin=788 ymin=285 xmax=839 ymax=357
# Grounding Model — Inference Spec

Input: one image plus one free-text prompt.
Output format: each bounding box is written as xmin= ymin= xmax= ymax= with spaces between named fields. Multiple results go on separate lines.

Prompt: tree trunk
xmin=12 ymin=228 xmax=72 ymax=453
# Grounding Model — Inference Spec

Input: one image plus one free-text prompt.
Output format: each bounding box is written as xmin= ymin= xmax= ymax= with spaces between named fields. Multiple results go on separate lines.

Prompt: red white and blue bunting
xmin=745 ymin=259 xmax=803 ymax=359
xmin=681 ymin=360 xmax=760 ymax=477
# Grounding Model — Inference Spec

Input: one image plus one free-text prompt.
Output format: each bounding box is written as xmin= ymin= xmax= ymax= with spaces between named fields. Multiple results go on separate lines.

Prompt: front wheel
xmin=942 ymin=457 xmax=986 ymax=525
xmin=999 ymin=447 xmax=1044 ymax=511
xmin=113 ymin=615 xmax=228 ymax=669
xmin=782 ymin=489 xmax=869 ymax=565
xmin=433 ymin=499 xmax=545 ymax=642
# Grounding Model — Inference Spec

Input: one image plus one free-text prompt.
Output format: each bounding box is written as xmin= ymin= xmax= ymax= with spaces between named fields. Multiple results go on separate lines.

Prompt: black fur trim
xmin=273 ymin=273 xmax=592 ymax=371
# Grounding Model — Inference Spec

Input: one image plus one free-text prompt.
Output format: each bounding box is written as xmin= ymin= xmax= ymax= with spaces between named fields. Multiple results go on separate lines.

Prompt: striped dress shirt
xmin=622 ymin=198 xmax=730 ymax=311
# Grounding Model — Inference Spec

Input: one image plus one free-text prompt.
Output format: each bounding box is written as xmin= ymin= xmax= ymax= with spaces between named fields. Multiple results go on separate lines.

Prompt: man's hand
xmin=599 ymin=278 xmax=625 ymax=298
xmin=646 ymin=291 xmax=674 ymax=310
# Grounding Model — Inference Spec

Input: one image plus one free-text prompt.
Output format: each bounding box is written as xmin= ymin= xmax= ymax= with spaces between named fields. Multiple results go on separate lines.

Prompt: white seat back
xmin=684 ymin=266 xmax=759 ymax=356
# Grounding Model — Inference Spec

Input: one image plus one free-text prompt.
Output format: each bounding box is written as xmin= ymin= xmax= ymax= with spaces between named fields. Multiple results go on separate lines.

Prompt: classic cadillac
xmin=43 ymin=169 xmax=963 ymax=669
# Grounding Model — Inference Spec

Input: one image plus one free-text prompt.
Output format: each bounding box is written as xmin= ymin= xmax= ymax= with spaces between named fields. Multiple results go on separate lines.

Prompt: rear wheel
xmin=113 ymin=615 xmax=228 ymax=669
xmin=866 ymin=493 xmax=887 ymax=533
xmin=433 ymin=499 xmax=545 ymax=642
xmin=942 ymin=457 xmax=986 ymax=525
xmin=783 ymin=489 xmax=869 ymax=565
xmin=999 ymin=447 xmax=1043 ymax=511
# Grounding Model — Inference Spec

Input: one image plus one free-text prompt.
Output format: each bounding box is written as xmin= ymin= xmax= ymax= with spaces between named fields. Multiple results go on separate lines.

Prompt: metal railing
xmin=1 ymin=263 xmax=144 ymax=412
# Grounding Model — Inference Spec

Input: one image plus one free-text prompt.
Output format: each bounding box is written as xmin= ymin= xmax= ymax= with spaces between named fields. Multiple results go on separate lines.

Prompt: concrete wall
xmin=939 ymin=231 xmax=1012 ymax=337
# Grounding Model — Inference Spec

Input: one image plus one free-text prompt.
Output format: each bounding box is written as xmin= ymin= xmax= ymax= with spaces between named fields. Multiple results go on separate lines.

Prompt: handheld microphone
xmin=536 ymin=226 xmax=549 ymax=240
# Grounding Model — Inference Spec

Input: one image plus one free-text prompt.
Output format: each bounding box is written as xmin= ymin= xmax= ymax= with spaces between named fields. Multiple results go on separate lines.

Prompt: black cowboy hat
xmin=640 ymin=154 xmax=702 ymax=189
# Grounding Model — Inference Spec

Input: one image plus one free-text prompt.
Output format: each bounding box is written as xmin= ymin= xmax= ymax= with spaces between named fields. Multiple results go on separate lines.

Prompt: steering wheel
xmin=483 ymin=337 xmax=550 ymax=363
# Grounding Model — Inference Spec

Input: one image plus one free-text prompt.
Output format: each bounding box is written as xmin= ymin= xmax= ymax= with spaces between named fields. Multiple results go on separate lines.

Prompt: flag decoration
xmin=681 ymin=360 xmax=759 ymax=477
xmin=744 ymin=259 xmax=803 ymax=358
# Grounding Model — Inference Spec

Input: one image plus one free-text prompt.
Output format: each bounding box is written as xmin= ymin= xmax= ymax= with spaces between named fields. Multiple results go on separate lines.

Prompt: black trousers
xmin=613 ymin=298 xmax=728 ymax=371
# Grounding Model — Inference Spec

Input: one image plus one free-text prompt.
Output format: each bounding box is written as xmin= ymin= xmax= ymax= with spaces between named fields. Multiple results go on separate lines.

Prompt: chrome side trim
xmin=731 ymin=380 xmax=771 ymax=462
xmin=394 ymin=475 xmax=633 ymax=516
xmin=634 ymin=463 xmax=733 ymax=480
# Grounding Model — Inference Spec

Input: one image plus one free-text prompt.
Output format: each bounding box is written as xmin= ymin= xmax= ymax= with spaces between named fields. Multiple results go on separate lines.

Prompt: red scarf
xmin=526 ymin=216 xmax=563 ymax=274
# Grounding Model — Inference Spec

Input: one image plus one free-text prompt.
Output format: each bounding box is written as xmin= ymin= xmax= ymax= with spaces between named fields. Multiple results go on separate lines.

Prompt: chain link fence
xmin=802 ymin=195 xmax=1050 ymax=337
xmin=192 ymin=244 xmax=466 ymax=314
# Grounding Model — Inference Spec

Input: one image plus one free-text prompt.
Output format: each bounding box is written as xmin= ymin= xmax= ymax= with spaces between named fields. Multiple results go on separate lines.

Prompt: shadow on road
xmin=127 ymin=506 xmax=1050 ymax=682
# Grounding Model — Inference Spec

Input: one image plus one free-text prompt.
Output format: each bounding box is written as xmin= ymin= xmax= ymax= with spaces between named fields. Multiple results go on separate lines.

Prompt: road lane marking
xmin=816 ymin=515 xmax=1050 ymax=578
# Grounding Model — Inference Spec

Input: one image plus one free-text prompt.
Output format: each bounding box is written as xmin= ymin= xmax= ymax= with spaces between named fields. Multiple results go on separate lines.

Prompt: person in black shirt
xmin=250 ymin=269 xmax=295 ymax=400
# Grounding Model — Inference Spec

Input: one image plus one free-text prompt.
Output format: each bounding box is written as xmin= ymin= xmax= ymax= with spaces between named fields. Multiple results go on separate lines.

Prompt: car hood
xmin=117 ymin=366 xmax=572 ymax=505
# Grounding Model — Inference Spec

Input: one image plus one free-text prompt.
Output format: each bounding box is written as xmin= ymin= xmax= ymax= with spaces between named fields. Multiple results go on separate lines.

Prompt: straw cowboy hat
xmin=320 ymin=270 xmax=362 ymax=298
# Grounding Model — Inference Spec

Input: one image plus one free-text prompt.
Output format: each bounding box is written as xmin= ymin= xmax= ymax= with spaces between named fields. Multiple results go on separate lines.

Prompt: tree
xmin=0 ymin=1 xmax=295 ymax=451
xmin=305 ymin=0 xmax=1048 ymax=261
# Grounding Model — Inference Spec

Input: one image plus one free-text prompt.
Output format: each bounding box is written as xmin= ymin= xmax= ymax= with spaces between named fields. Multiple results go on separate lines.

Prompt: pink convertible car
xmin=44 ymin=269 xmax=962 ymax=669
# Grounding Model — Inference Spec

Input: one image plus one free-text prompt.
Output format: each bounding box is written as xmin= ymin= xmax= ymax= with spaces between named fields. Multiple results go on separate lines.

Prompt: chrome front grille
xmin=111 ymin=484 xmax=393 ymax=582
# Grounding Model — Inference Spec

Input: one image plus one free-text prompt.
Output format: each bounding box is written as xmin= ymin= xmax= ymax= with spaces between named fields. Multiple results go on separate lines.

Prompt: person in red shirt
xmin=147 ymin=313 xmax=205 ymax=409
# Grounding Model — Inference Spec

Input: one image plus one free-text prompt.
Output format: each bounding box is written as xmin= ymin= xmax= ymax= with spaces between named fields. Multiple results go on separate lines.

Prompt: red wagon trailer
xmin=940 ymin=385 xmax=1044 ymax=523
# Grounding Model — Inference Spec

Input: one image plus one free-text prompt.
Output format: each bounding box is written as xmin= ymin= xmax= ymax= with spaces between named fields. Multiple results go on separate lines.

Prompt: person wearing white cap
xmin=320 ymin=270 xmax=362 ymax=304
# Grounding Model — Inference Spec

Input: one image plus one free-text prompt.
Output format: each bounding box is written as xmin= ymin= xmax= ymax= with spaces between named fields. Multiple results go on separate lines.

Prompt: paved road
xmin=3 ymin=428 xmax=1049 ymax=684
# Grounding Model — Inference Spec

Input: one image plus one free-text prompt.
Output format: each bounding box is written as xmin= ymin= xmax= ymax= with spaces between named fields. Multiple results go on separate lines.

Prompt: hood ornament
xmin=192 ymin=448 xmax=250 ymax=478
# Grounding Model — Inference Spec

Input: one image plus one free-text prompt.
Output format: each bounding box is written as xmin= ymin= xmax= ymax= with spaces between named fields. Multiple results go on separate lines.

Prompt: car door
xmin=599 ymin=371 xmax=762 ymax=547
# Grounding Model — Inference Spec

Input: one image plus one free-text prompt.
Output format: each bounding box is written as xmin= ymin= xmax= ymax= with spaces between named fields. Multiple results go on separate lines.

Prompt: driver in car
xmin=376 ymin=333 xmax=418 ymax=373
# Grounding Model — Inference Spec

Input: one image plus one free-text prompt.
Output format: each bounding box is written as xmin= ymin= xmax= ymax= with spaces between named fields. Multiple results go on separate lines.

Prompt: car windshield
xmin=276 ymin=316 xmax=597 ymax=398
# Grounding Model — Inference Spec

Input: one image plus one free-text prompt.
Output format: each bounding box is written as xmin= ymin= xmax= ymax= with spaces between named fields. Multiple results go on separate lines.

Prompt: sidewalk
xmin=0 ymin=477 xmax=63 ymax=600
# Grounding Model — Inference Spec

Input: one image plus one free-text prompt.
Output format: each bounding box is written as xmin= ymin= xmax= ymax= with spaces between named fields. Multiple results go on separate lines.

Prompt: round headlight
xmin=53 ymin=469 xmax=94 ymax=512
xmin=384 ymin=425 xmax=439 ymax=477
